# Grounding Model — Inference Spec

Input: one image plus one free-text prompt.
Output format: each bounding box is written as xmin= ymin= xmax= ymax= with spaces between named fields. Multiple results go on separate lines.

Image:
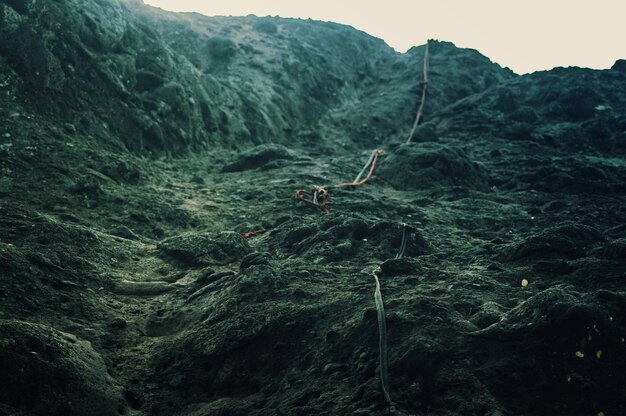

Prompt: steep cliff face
xmin=1 ymin=1 xmax=626 ymax=416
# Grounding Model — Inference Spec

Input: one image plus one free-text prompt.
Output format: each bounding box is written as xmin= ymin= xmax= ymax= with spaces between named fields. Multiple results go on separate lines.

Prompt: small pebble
xmin=109 ymin=318 xmax=128 ymax=329
xmin=322 ymin=363 xmax=344 ymax=374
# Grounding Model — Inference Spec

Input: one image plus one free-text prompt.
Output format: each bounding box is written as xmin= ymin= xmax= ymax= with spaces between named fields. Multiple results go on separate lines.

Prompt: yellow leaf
xmin=596 ymin=350 xmax=603 ymax=359
xmin=521 ymin=279 xmax=529 ymax=287
xmin=575 ymin=351 xmax=584 ymax=358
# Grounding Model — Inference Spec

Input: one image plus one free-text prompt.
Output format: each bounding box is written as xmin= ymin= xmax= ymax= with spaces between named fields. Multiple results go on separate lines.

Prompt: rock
xmin=190 ymin=173 xmax=205 ymax=184
xmin=610 ymin=59 xmax=626 ymax=72
xmin=235 ymin=264 xmax=285 ymax=298
xmin=475 ymin=287 xmax=605 ymax=336
xmin=410 ymin=122 xmax=438 ymax=142
xmin=3 ymin=1 xmax=29 ymax=17
xmin=380 ymin=258 xmax=421 ymax=276
xmin=503 ymin=223 xmax=603 ymax=261
xmin=145 ymin=309 xmax=193 ymax=337
xmin=101 ymin=160 xmax=141 ymax=184
xmin=222 ymin=144 xmax=297 ymax=172
xmin=158 ymin=231 xmax=252 ymax=266
xmin=322 ymin=363 xmax=346 ymax=374
xmin=108 ymin=318 xmax=128 ymax=329
xmin=68 ymin=175 xmax=103 ymax=198
xmin=112 ymin=279 xmax=175 ymax=296
xmin=379 ymin=144 xmax=489 ymax=191
xmin=469 ymin=288 xmax=626 ymax=412
xmin=509 ymin=106 xmax=539 ymax=123
xmin=0 ymin=320 xmax=121 ymax=416
xmin=532 ymin=259 xmax=575 ymax=275
xmin=603 ymin=238 xmax=626 ymax=260
xmin=193 ymin=268 xmax=216 ymax=284
xmin=254 ymin=19 xmax=278 ymax=35
xmin=63 ymin=123 xmax=77 ymax=134
xmin=109 ymin=225 xmax=141 ymax=240
xmin=542 ymin=200 xmax=567 ymax=212
xmin=516 ymin=159 xmax=626 ymax=194
xmin=187 ymin=271 xmax=237 ymax=302
xmin=135 ymin=71 xmax=164 ymax=92
xmin=193 ymin=269 xmax=236 ymax=287
xmin=240 ymin=251 xmax=271 ymax=269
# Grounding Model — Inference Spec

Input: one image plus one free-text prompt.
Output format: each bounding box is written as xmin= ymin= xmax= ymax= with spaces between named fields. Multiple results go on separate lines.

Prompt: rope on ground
xmin=373 ymin=269 xmax=393 ymax=406
xmin=395 ymin=223 xmax=409 ymax=259
xmin=294 ymin=185 xmax=331 ymax=213
xmin=242 ymin=228 xmax=266 ymax=239
xmin=336 ymin=149 xmax=385 ymax=187
xmin=406 ymin=40 xmax=430 ymax=144
xmin=288 ymin=40 xmax=433 ymax=410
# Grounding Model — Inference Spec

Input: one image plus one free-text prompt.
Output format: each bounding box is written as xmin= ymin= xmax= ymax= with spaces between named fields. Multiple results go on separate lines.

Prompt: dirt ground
xmin=1 ymin=1 xmax=626 ymax=415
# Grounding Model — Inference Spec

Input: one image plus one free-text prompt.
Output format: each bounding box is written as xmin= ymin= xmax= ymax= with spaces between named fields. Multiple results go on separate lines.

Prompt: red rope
xmin=295 ymin=186 xmax=330 ymax=213
xmin=242 ymin=228 xmax=266 ymax=238
xmin=336 ymin=150 xmax=385 ymax=187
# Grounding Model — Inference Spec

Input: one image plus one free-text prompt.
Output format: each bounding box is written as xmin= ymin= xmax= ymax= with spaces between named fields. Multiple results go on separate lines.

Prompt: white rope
xmin=373 ymin=271 xmax=392 ymax=404
xmin=354 ymin=149 xmax=378 ymax=183
xmin=395 ymin=223 xmax=409 ymax=259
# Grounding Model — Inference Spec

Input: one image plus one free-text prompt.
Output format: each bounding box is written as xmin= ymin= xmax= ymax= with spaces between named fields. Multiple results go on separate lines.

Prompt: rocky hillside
xmin=1 ymin=0 xmax=626 ymax=415
xmin=0 ymin=0 xmax=513 ymax=154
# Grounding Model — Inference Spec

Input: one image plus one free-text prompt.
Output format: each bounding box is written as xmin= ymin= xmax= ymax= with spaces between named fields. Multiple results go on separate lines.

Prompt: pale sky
xmin=143 ymin=0 xmax=626 ymax=74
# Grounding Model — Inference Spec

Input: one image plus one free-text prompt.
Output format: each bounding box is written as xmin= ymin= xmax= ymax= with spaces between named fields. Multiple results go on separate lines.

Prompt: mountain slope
xmin=1 ymin=0 xmax=625 ymax=415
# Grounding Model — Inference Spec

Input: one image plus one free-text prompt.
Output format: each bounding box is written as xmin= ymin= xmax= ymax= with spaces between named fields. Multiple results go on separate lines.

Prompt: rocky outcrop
xmin=0 ymin=320 xmax=121 ymax=416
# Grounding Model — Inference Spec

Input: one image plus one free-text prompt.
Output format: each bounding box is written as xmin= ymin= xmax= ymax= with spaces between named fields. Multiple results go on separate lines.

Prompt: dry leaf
xmin=521 ymin=279 xmax=529 ymax=287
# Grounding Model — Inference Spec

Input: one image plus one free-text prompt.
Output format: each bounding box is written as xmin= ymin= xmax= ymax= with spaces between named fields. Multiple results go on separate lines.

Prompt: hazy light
xmin=143 ymin=0 xmax=626 ymax=74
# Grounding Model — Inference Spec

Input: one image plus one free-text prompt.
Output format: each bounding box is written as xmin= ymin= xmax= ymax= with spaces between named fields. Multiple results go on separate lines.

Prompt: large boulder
xmin=379 ymin=144 xmax=489 ymax=191
xmin=158 ymin=231 xmax=252 ymax=266
xmin=0 ymin=320 xmax=121 ymax=416
xmin=503 ymin=223 xmax=604 ymax=261
xmin=222 ymin=144 xmax=298 ymax=172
